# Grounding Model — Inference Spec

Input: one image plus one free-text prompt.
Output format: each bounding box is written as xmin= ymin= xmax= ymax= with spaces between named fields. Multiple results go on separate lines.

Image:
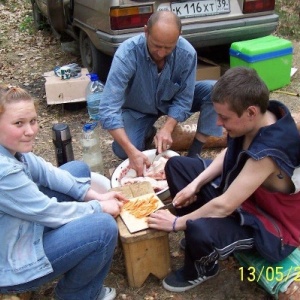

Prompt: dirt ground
xmin=1 ymin=1 xmax=300 ymax=299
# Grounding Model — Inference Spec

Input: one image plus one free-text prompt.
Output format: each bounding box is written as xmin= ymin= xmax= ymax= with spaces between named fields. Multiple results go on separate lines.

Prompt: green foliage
xmin=19 ymin=14 xmax=34 ymax=34
xmin=275 ymin=0 xmax=300 ymax=40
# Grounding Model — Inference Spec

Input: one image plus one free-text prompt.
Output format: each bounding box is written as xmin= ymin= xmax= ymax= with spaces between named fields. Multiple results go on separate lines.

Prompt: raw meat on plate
xmin=120 ymin=156 xmax=169 ymax=192
xmin=143 ymin=156 xmax=168 ymax=180
xmin=120 ymin=176 xmax=168 ymax=193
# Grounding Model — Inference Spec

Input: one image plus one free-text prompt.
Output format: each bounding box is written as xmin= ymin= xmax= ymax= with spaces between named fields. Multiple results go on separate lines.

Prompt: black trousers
xmin=165 ymin=156 xmax=255 ymax=278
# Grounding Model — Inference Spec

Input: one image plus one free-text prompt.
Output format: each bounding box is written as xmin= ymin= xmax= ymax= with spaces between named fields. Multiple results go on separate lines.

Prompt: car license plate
xmin=171 ymin=0 xmax=230 ymax=18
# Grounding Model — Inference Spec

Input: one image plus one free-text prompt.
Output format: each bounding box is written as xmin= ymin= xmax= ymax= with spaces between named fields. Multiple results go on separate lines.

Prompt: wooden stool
xmin=117 ymin=217 xmax=171 ymax=288
xmin=0 ymin=292 xmax=32 ymax=300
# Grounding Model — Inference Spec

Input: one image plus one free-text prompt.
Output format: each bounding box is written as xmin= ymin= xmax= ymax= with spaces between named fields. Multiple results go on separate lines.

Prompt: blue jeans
xmin=112 ymin=80 xmax=222 ymax=159
xmin=2 ymin=161 xmax=118 ymax=300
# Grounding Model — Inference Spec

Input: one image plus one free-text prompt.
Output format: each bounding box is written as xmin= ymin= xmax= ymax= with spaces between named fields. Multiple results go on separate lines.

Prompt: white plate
xmin=111 ymin=149 xmax=180 ymax=200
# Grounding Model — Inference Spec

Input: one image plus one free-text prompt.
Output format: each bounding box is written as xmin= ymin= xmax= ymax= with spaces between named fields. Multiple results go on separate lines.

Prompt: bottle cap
xmin=86 ymin=73 xmax=99 ymax=81
xmin=83 ymin=122 xmax=98 ymax=132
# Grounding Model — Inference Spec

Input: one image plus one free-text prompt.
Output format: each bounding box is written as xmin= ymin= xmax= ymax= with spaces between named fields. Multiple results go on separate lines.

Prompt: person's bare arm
xmin=172 ymin=148 xmax=227 ymax=207
xmin=148 ymin=156 xmax=278 ymax=232
xmin=174 ymin=156 xmax=278 ymax=230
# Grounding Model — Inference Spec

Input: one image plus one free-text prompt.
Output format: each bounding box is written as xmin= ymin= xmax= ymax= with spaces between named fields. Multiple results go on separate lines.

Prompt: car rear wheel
xmin=79 ymin=31 xmax=112 ymax=82
xmin=32 ymin=1 xmax=47 ymax=30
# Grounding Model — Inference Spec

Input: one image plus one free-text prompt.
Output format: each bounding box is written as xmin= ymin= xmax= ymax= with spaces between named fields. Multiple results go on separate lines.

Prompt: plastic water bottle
xmin=86 ymin=73 xmax=104 ymax=120
xmin=81 ymin=122 xmax=104 ymax=174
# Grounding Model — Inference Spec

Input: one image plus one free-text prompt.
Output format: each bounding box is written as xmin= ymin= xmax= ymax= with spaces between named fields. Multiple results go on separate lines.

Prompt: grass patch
xmin=19 ymin=14 xmax=34 ymax=34
xmin=275 ymin=0 xmax=300 ymax=40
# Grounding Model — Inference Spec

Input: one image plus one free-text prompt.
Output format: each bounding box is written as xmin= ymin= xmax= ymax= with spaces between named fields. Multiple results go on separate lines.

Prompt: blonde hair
xmin=0 ymin=84 xmax=37 ymax=115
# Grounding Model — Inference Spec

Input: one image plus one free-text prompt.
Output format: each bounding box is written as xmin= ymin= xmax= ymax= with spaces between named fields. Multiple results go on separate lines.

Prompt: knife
xmin=154 ymin=202 xmax=176 ymax=214
xmin=151 ymin=149 xmax=159 ymax=164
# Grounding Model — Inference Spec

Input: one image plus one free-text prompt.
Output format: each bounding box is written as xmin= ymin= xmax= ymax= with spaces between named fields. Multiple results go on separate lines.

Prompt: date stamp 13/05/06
xmin=239 ymin=266 xmax=300 ymax=282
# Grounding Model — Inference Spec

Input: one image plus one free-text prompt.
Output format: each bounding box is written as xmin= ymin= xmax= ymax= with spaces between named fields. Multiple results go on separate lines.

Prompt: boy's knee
xmin=165 ymin=156 xmax=183 ymax=175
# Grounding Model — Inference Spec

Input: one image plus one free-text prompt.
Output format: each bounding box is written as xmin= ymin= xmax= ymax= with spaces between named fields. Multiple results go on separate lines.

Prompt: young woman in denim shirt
xmin=0 ymin=85 xmax=126 ymax=300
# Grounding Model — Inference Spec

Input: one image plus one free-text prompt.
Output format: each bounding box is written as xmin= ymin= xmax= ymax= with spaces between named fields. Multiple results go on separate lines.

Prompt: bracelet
xmin=172 ymin=216 xmax=179 ymax=232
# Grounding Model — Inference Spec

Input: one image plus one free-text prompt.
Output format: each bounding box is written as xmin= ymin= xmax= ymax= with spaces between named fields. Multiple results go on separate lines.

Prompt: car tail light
xmin=110 ymin=6 xmax=153 ymax=30
xmin=243 ymin=0 xmax=275 ymax=13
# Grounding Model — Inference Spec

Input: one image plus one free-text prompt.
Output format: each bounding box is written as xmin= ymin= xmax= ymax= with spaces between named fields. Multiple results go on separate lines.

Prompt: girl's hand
xmin=99 ymin=199 xmax=124 ymax=218
xmin=98 ymin=191 xmax=128 ymax=203
xmin=96 ymin=191 xmax=128 ymax=218
xmin=85 ymin=189 xmax=127 ymax=203
xmin=84 ymin=190 xmax=127 ymax=217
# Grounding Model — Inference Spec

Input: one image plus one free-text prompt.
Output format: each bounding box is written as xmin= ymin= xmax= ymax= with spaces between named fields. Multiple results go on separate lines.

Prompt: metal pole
xmin=273 ymin=91 xmax=300 ymax=97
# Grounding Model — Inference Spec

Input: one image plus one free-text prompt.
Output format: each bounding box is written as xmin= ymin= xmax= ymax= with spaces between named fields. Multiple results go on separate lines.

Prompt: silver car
xmin=32 ymin=0 xmax=279 ymax=80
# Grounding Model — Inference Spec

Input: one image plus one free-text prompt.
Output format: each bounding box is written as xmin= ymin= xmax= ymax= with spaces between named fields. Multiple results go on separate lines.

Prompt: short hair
xmin=147 ymin=11 xmax=182 ymax=34
xmin=0 ymin=84 xmax=37 ymax=115
xmin=211 ymin=67 xmax=269 ymax=117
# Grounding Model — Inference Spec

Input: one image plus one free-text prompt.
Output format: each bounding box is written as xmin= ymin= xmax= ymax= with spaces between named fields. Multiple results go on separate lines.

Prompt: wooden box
xmin=117 ymin=217 xmax=171 ymax=287
xmin=113 ymin=182 xmax=171 ymax=287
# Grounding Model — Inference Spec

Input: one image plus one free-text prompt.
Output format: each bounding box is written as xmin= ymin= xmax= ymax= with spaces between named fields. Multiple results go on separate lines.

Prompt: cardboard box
xmin=230 ymin=36 xmax=293 ymax=91
xmin=196 ymin=57 xmax=221 ymax=81
xmin=44 ymin=68 xmax=90 ymax=105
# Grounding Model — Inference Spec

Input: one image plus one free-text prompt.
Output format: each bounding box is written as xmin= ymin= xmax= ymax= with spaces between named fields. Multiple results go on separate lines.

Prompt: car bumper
xmin=185 ymin=14 xmax=279 ymax=48
xmin=87 ymin=13 xmax=279 ymax=56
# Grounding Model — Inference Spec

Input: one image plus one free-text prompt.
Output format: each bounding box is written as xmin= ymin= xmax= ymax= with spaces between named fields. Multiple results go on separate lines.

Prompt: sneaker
xmin=162 ymin=262 xmax=219 ymax=292
xmin=145 ymin=126 xmax=157 ymax=149
xmin=99 ymin=287 xmax=116 ymax=300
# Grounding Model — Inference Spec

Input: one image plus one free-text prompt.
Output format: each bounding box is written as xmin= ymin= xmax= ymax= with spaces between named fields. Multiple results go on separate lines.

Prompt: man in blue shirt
xmin=99 ymin=11 xmax=222 ymax=176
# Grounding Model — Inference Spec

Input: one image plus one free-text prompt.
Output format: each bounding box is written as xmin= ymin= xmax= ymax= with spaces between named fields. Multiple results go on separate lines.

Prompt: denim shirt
xmin=99 ymin=34 xmax=197 ymax=130
xmin=0 ymin=146 xmax=102 ymax=286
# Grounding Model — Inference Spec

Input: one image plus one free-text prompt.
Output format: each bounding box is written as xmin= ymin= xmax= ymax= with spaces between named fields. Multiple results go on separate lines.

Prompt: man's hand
xmin=154 ymin=116 xmax=177 ymax=153
xmin=154 ymin=127 xmax=173 ymax=153
xmin=128 ymin=149 xmax=151 ymax=176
